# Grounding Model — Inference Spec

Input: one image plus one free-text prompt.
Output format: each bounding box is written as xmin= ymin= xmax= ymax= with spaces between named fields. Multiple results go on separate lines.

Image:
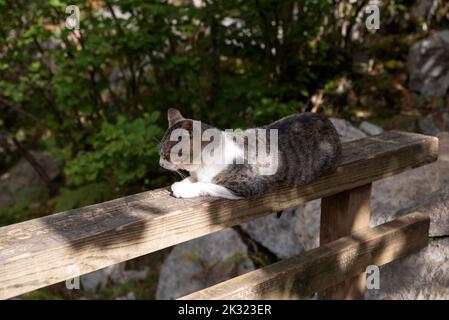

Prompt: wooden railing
xmin=0 ymin=131 xmax=438 ymax=300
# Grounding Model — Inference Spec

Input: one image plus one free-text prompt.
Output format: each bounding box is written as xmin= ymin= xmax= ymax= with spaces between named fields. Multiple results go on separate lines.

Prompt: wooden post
xmin=319 ymin=183 xmax=372 ymax=299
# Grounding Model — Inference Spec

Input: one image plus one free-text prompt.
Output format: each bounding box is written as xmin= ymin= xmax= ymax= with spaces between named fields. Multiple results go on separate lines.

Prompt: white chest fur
xmin=192 ymin=132 xmax=243 ymax=183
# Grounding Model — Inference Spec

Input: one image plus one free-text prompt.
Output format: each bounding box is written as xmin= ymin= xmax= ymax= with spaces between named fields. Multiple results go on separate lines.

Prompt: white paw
xmin=171 ymin=182 xmax=201 ymax=198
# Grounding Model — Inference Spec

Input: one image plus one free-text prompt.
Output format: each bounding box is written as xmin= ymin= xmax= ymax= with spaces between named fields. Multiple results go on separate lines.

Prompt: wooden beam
xmin=0 ymin=131 xmax=438 ymax=299
xmin=319 ymin=184 xmax=372 ymax=299
xmin=180 ymin=212 xmax=430 ymax=300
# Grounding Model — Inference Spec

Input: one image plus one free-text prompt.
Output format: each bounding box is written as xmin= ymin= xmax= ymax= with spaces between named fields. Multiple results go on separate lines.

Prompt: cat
xmin=159 ymin=108 xmax=342 ymax=199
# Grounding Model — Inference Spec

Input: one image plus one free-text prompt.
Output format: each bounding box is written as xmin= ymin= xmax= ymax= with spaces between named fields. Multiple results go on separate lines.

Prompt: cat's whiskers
xmin=152 ymin=137 xmax=161 ymax=152
xmin=175 ymin=170 xmax=186 ymax=180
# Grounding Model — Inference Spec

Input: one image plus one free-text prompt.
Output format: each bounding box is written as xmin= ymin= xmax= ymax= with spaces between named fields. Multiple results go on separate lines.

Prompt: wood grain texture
xmin=0 ymin=131 xmax=438 ymax=299
xmin=180 ymin=212 xmax=430 ymax=300
xmin=319 ymin=184 xmax=372 ymax=300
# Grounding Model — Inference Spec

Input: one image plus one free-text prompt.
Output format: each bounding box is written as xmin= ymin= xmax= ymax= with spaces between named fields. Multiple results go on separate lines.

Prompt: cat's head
xmin=159 ymin=108 xmax=213 ymax=172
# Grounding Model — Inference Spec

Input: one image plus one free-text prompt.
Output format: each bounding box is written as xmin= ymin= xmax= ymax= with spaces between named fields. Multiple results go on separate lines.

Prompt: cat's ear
xmin=167 ymin=108 xmax=184 ymax=127
xmin=181 ymin=120 xmax=193 ymax=132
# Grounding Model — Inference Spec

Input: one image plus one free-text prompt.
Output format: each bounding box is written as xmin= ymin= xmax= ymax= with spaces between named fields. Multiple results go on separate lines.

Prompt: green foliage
xmin=21 ymin=269 xmax=160 ymax=300
xmin=0 ymin=189 xmax=42 ymax=226
xmin=54 ymin=182 xmax=113 ymax=212
xmin=64 ymin=112 xmax=162 ymax=187
xmin=0 ymin=0 xmax=345 ymax=197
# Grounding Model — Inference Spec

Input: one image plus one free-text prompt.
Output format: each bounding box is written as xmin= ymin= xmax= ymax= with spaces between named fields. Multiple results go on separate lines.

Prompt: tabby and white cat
xmin=159 ymin=108 xmax=342 ymax=199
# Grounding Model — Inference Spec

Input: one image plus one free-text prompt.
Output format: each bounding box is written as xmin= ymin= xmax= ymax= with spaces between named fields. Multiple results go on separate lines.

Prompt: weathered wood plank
xmin=180 ymin=212 xmax=430 ymax=300
xmin=319 ymin=184 xmax=372 ymax=299
xmin=0 ymin=131 xmax=438 ymax=299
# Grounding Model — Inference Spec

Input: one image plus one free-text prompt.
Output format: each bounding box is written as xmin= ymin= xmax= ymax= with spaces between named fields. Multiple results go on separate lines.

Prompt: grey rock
xmin=371 ymin=132 xmax=449 ymax=225
xmin=366 ymin=238 xmax=449 ymax=300
xmin=116 ymin=292 xmax=136 ymax=300
xmin=156 ymin=228 xmax=254 ymax=300
xmin=408 ymin=30 xmax=449 ymax=97
xmin=81 ymin=264 xmax=124 ymax=291
xmin=360 ymin=121 xmax=384 ymax=136
xmin=417 ymin=110 xmax=449 ymax=136
xmin=399 ymin=185 xmax=449 ymax=237
xmin=330 ymin=118 xmax=367 ymax=142
xmin=81 ymin=263 xmax=149 ymax=291
xmin=294 ymin=199 xmax=321 ymax=251
xmin=412 ymin=0 xmax=439 ymax=22
xmin=0 ymin=151 xmax=61 ymax=212
xmin=374 ymin=133 xmax=449 ymax=237
xmin=240 ymin=208 xmax=302 ymax=259
xmin=111 ymin=267 xmax=149 ymax=284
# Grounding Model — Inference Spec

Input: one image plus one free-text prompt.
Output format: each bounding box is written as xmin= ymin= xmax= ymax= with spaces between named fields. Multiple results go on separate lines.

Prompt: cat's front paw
xmin=171 ymin=181 xmax=201 ymax=198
